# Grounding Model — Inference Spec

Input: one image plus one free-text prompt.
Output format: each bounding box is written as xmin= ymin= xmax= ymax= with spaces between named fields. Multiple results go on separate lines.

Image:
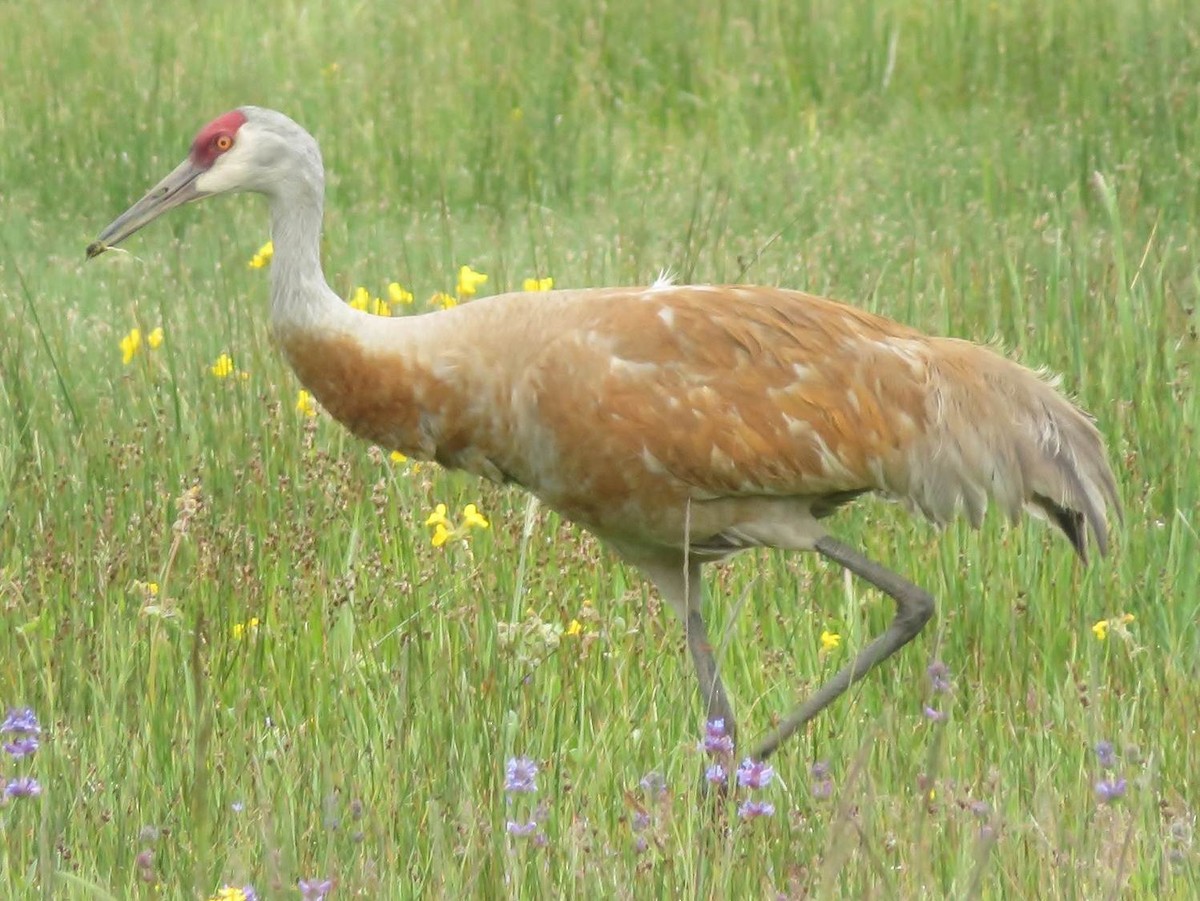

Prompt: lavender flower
xmin=736 ymin=758 xmax=775 ymax=790
xmin=638 ymin=771 xmax=667 ymax=797
xmin=3 ymin=736 xmax=38 ymax=758
xmin=704 ymin=763 xmax=727 ymax=787
xmin=0 ymin=707 xmax=41 ymax=736
xmin=701 ymin=719 xmax=734 ymax=756
xmin=1094 ymin=740 xmax=1116 ymax=769
xmin=923 ymin=705 xmax=947 ymax=723
xmin=4 ymin=776 xmax=42 ymax=799
xmin=927 ymin=661 xmax=952 ymax=694
xmin=298 ymin=878 xmax=333 ymax=900
xmin=631 ymin=810 xmax=651 ymax=832
xmin=506 ymin=819 xmax=539 ymax=837
xmin=969 ymin=800 xmax=991 ymax=819
xmin=242 ymin=888 xmax=259 ymax=901
xmin=505 ymin=757 xmax=538 ymax=794
xmin=737 ymin=799 xmax=776 ymax=819
xmin=1095 ymin=777 xmax=1127 ymax=803
xmin=810 ymin=761 xmax=833 ymax=799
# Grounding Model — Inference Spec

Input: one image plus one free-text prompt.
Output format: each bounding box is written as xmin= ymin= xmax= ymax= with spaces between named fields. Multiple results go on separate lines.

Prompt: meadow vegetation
xmin=1 ymin=0 xmax=1197 ymax=896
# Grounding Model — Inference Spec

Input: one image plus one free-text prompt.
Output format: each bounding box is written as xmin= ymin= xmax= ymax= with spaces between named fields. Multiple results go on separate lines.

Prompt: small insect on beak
xmin=87 ymin=157 xmax=208 ymax=258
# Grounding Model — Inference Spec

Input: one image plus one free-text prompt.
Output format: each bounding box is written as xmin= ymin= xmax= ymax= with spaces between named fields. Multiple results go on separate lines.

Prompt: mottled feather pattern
xmin=276 ymin=284 xmax=1117 ymax=561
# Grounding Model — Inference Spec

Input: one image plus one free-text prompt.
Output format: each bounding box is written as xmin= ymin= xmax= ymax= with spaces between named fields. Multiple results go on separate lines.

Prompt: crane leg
xmin=751 ymin=535 xmax=935 ymax=760
xmin=639 ymin=556 xmax=738 ymax=747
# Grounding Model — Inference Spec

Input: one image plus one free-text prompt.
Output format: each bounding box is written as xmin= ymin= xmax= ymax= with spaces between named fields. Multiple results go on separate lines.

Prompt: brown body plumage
xmin=280 ymin=283 xmax=1116 ymax=563
xmin=90 ymin=107 xmax=1120 ymax=761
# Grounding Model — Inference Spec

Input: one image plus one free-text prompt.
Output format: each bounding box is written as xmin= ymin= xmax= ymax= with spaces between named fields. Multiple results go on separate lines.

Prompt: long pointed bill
xmin=86 ymin=157 xmax=208 ymax=258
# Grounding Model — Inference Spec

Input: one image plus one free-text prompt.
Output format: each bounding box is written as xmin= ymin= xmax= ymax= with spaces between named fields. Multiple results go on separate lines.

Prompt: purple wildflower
xmin=927 ymin=661 xmax=952 ymax=694
xmin=737 ymin=799 xmax=776 ymax=820
xmin=639 ymin=771 xmax=667 ymax=797
xmin=506 ymin=819 xmax=539 ymax=837
xmin=736 ymin=758 xmax=775 ymax=790
xmin=135 ymin=850 xmax=154 ymax=872
xmin=1 ymin=707 xmax=41 ymax=736
xmin=810 ymin=761 xmax=833 ymax=799
xmin=1094 ymin=740 xmax=1116 ymax=769
xmin=4 ymin=736 xmax=38 ymax=758
xmin=969 ymin=800 xmax=991 ymax=819
xmin=631 ymin=810 xmax=652 ymax=832
xmin=505 ymin=757 xmax=538 ymax=794
xmin=701 ymin=719 xmax=735 ymax=756
xmin=231 ymin=801 xmax=245 ymax=813
xmin=298 ymin=878 xmax=333 ymax=900
xmin=1095 ymin=777 xmax=1127 ymax=803
xmin=634 ymin=835 xmax=649 ymax=854
xmin=4 ymin=776 xmax=42 ymax=799
xmin=704 ymin=763 xmax=727 ymax=787
xmin=923 ymin=705 xmax=947 ymax=723
xmin=242 ymin=888 xmax=259 ymax=901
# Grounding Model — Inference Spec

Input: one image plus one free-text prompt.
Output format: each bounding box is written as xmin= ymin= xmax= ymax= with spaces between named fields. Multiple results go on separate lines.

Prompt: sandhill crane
xmin=88 ymin=107 xmax=1119 ymax=761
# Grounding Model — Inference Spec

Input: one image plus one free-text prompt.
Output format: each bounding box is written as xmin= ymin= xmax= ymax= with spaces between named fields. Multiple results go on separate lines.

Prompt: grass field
xmin=2 ymin=0 xmax=1198 ymax=896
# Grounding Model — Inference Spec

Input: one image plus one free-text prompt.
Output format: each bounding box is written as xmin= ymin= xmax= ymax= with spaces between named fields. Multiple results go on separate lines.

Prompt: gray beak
xmin=87 ymin=157 xmax=207 ymax=258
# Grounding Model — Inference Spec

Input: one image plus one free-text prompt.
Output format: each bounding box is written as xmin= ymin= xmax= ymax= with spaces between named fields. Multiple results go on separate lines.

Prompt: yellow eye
xmin=216 ymin=134 xmax=233 ymax=151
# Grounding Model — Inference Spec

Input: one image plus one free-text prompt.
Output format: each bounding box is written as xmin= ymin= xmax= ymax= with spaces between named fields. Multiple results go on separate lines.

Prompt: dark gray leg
xmin=751 ymin=535 xmax=935 ymax=760
xmin=639 ymin=555 xmax=738 ymax=747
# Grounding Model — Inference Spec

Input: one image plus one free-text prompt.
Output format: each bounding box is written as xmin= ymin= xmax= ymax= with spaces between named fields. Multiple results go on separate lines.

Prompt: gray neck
xmin=267 ymin=164 xmax=344 ymax=335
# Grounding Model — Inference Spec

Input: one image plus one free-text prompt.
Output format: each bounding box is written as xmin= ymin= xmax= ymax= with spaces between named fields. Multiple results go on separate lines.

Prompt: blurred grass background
xmin=1 ymin=0 xmax=1197 ymax=896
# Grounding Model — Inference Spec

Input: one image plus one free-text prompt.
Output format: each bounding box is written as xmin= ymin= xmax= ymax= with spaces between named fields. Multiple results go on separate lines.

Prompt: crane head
xmin=87 ymin=107 xmax=311 ymax=258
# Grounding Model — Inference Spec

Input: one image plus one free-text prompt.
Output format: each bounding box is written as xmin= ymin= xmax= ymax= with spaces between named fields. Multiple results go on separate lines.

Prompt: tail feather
xmin=907 ymin=341 xmax=1120 ymax=561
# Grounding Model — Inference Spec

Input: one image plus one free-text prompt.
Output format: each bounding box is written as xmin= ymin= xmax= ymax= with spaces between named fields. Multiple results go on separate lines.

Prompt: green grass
xmin=1 ymin=0 xmax=1198 ymax=896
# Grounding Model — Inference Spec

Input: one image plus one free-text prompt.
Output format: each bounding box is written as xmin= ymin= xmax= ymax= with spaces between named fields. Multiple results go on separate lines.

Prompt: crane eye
xmin=215 ymin=134 xmax=233 ymax=151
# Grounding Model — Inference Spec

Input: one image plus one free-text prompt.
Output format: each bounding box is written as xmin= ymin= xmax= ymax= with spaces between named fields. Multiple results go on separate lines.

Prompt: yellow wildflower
xmin=430 ymin=291 xmax=457 ymax=310
xmin=146 ymin=582 xmax=159 ymax=596
xmin=322 ymin=62 xmax=340 ymax=78
xmin=456 ymin=265 xmax=488 ymax=297
xmin=424 ymin=503 xmax=450 ymax=529
xmin=120 ymin=328 xmax=141 ymax=364
xmin=147 ymin=327 xmax=164 ymax=349
xmin=350 ymin=286 xmax=390 ymax=316
xmin=820 ymin=630 xmax=842 ymax=652
xmin=296 ymin=390 xmax=316 ymax=417
xmin=431 ymin=522 xmax=453 ymax=548
xmin=231 ymin=617 xmax=260 ymax=639
xmin=462 ymin=503 xmax=490 ymax=529
xmin=1093 ymin=613 xmax=1135 ymax=641
xmin=387 ymin=282 xmax=414 ymax=305
xmin=210 ymin=888 xmax=249 ymax=901
xmin=248 ymin=240 xmax=274 ymax=269
xmin=566 ymin=619 xmax=583 ymax=637
xmin=210 ymin=353 xmax=235 ymax=378
xmin=390 ymin=450 xmax=408 ymax=463
xmin=523 ymin=277 xmax=554 ymax=292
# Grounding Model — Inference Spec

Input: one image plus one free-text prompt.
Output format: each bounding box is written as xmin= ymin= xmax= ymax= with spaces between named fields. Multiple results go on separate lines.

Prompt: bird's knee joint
xmin=901 ymin=589 xmax=935 ymax=633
